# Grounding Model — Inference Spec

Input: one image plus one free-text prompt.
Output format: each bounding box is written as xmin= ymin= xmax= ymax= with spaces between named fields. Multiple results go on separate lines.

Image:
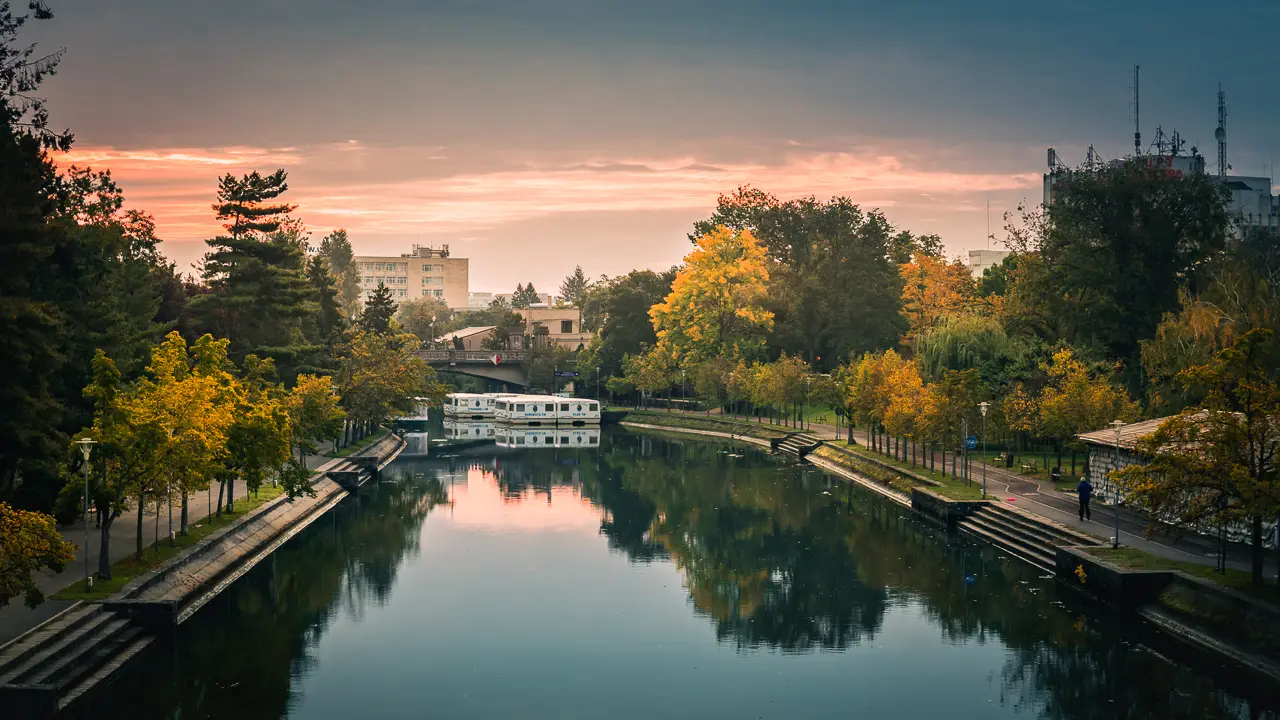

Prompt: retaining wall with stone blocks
xmin=911 ymin=489 xmax=985 ymax=527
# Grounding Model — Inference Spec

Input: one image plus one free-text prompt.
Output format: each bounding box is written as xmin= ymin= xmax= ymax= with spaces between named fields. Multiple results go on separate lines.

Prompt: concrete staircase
xmin=957 ymin=504 xmax=1101 ymax=572
xmin=0 ymin=605 xmax=154 ymax=717
xmin=775 ymin=433 xmax=823 ymax=460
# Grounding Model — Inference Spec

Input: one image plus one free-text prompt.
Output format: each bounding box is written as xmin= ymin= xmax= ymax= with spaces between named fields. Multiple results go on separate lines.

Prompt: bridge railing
xmin=417 ymin=349 xmax=526 ymax=363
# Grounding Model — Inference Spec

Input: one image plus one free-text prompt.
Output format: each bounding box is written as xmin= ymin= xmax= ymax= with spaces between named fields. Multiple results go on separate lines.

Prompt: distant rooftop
xmin=435 ymin=326 xmax=494 ymax=342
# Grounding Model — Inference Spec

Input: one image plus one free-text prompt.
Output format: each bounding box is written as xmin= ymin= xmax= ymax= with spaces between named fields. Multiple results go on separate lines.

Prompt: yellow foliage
xmin=650 ymin=225 xmax=773 ymax=366
xmin=899 ymin=253 xmax=976 ymax=352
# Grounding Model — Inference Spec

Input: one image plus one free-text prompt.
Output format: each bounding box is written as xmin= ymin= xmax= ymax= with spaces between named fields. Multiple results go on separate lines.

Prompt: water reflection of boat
xmin=495 ymin=426 xmax=600 ymax=449
xmin=395 ymin=397 xmax=435 ymax=431
xmin=442 ymin=419 xmax=496 ymax=440
xmin=400 ymin=432 xmax=432 ymax=457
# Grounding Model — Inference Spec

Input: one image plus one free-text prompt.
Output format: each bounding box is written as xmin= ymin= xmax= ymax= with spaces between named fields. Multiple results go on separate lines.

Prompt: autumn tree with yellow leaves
xmin=1037 ymin=348 xmax=1139 ymax=475
xmin=649 ymin=225 xmax=773 ymax=367
xmin=0 ymin=502 xmax=75 ymax=608
xmin=898 ymin=253 xmax=976 ymax=354
xmin=1115 ymin=329 xmax=1280 ymax=585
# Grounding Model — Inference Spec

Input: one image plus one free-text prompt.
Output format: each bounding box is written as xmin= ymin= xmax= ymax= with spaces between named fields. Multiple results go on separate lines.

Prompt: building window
xmin=421 ymin=289 xmax=430 ymax=296
xmin=433 ymin=289 xmax=442 ymax=297
xmin=363 ymin=262 xmax=372 ymax=271
xmin=560 ymin=320 xmax=573 ymax=333
xmin=398 ymin=289 xmax=407 ymax=297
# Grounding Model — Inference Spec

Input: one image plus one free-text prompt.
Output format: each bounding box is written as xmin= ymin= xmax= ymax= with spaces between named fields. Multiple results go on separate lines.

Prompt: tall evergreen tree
xmin=318 ymin=228 xmax=361 ymax=320
xmin=512 ymin=282 xmax=540 ymax=308
xmin=360 ymin=284 xmax=398 ymax=334
xmin=559 ymin=266 xmax=590 ymax=307
xmin=191 ymin=170 xmax=320 ymax=385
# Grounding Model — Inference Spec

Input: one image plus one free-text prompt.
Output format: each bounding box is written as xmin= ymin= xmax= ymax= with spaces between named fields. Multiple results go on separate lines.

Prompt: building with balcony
xmin=352 ymin=244 xmax=470 ymax=310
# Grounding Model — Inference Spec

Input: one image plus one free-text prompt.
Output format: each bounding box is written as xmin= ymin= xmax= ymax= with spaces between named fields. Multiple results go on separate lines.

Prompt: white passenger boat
xmin=443 ymin=393 xmax=496 ymax=419
xmin=494 ymin=394 xmax=559 ymax=425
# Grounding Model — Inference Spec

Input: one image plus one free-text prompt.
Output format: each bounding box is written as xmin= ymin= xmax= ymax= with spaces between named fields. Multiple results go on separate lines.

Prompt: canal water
xmin=81 ymin=427 xmax=1276 ymax=719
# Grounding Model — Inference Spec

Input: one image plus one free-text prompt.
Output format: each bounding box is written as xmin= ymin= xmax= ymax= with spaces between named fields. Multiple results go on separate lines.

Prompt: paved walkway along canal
xmin=56 ymin=427 xmax=1280 ymax=719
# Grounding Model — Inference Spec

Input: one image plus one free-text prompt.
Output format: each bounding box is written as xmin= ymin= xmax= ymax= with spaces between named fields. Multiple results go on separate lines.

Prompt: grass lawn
xmin=54 ymin=484 xmax=285 ymax=602
xmin=1083 ymin=546 xmax=1280 ymax=606
xmin=827 ymin=440 xmax=988 ymax=501
xmin=328 ymin=427 xmax=388 ymax=458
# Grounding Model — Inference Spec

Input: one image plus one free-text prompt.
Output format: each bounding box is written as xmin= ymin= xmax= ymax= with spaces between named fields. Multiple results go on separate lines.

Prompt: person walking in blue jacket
xmin=1076 ymin=477 xmax=1093 ymax=521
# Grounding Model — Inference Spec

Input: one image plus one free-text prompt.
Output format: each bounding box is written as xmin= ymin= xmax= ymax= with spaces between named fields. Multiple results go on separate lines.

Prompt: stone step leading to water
xmin=956 ymin=518 xmax=1057 ymax=572
xmin=960 ymin=514 xmax=1063 ymax=558
xmin=0 ymin=607 xmax=116 ymax=685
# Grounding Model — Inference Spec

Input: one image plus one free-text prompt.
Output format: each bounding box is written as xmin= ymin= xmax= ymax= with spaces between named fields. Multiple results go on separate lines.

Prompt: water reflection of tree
xmin=591 ymin=436 xmax=889 ymax=652
xmin=83 ymin=475 xmax=447 ymax=720
xmin=592 ymin=432 xmax=1277 ymax=718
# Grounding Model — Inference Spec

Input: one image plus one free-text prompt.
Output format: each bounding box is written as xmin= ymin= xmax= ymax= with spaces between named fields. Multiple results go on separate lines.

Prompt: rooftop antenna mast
xmin=1215 ymin=84 xmax=1228 ymax=178
xmin=1132 ymin=65 xmax=1141 ymax=157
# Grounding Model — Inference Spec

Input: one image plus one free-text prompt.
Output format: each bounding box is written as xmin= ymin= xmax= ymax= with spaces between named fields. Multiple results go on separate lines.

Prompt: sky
xmin=30 ymin=0 xmax=1280 ymax=293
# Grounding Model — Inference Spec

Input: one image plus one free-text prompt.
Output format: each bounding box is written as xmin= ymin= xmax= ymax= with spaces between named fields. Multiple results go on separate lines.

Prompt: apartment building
xmin=352 ymin=244 xmax=470 ymax=310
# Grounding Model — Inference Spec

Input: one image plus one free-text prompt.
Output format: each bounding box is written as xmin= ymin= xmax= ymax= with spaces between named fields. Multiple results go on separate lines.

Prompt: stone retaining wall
xmin=911 ymin=489 xmax=986 ymax=527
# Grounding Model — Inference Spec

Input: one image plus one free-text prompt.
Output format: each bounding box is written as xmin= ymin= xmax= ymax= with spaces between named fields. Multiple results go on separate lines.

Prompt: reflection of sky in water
xmin=287 ymin=468 xmax=1019 ymax=719
xmin=444 ymin=468 xmax=602 ymax=534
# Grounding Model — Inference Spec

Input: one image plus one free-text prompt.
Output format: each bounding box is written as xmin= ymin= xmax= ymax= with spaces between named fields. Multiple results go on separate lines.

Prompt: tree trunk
xmin=226 ymin=476 xmax=236 ymax=514
xmin=216 ymin=480 xmax=225 ymax=519
xmin=180 ymin=493 xmax=189 ymax=536
xmin=1252 ymin=514 xmax=1264 ymax=586
xmin=98 ymin=512 xmax=115 ymax=579
xmin=847 ymin=424 xmax=854 ymax=444
xmin=135 ymin=491 xmax=145 ymax=560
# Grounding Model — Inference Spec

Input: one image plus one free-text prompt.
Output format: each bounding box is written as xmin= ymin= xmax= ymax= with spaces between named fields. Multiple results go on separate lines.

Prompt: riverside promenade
xmin=0 ymin=434 xmax=403 ymax=718
xmin=0 ymin=446 xmax=340 ymax=647
xmin=657 ymin=409 xmax=1275 ymax=577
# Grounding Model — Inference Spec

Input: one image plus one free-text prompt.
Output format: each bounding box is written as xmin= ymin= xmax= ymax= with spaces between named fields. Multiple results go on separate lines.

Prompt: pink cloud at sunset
xmin=53 ymin=140 xmax=1042 ymax=280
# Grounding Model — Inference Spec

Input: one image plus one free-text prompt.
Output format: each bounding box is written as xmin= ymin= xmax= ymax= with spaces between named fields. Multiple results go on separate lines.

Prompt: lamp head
xmin=75 ymin=437 xmax=97 ymax=462
xmin=978 ymin=401 xmax=990 ymax=417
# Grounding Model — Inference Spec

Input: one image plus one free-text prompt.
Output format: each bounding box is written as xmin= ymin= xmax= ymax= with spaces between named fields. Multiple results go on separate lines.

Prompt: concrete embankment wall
xmin=112 ymin=433 xmax=407 ymax=627
xmin=1057 ymin=545 xmax=1280 ymax=685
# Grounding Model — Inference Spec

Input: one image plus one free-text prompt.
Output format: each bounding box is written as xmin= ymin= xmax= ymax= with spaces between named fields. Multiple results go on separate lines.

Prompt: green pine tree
xmin=318 ymin=228 xmax=362 ymax=320
xmin=191 ymin=170 xmax=320 ymax=385
xmin=360 ymin=284 xmax=398 ymax=334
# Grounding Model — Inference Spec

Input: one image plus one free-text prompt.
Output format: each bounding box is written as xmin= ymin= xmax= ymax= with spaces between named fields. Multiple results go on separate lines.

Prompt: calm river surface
xmin=81 ymin=426 xmax=1276 ymax=719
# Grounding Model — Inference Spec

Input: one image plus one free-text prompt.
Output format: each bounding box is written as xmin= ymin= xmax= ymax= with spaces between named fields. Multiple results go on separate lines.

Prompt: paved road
xmin=0 ymin=447 xmax=337 ymax=646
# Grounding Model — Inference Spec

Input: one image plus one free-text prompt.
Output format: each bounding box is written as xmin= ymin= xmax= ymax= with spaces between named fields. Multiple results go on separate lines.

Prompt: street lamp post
xmin=75 ymin=437 xmax=97 ymax=590
xmin=978 ymin=402 xmax=990 ymax=499
xmin=1110 ymin=419 xmax=1125 ymax=548
xmin=804 ymin=376 xmax=811 ymax=432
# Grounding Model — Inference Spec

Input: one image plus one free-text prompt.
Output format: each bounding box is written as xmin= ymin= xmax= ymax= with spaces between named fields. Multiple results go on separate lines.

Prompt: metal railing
xmin=416 ymin=349 xmax=526 ymax=363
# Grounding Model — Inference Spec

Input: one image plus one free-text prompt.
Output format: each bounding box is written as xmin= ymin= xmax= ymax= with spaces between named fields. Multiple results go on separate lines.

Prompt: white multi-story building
xmin=967 ymin=250 xmax=1011 ymax=279
xmin=352 ymin=244 xmax=470 ymax=310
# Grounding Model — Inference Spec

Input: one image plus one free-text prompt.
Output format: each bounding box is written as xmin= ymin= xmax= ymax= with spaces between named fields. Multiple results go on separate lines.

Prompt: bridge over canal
xmin=415 ymin=349 xmax=528 ymax=387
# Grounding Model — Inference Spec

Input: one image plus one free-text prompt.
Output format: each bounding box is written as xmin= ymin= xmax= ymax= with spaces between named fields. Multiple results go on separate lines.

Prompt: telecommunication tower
xmin=1215 ymin=84 xmax=1228 ymax=178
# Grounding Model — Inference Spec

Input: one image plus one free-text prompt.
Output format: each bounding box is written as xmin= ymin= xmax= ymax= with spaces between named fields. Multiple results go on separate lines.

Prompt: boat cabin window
xmin=516 ymin=404 xmax=525 ymax=411
xmin=561 ymin=404 xmax=570 ymax=411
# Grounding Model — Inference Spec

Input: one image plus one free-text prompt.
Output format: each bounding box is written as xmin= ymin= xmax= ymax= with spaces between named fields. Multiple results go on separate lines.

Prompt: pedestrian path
xmin=0 ymin=448 xmax=335 ymax=646
xmin=677 ymin=410 xmax=1273 ymax=576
